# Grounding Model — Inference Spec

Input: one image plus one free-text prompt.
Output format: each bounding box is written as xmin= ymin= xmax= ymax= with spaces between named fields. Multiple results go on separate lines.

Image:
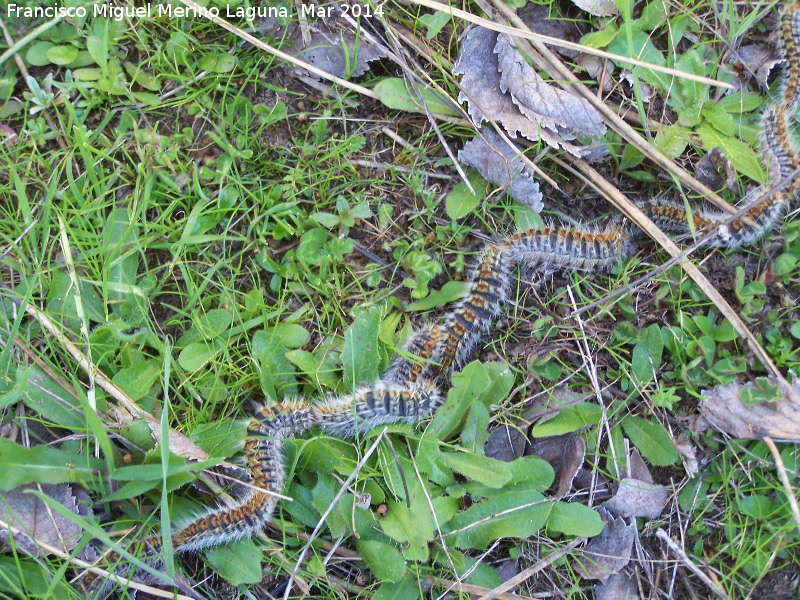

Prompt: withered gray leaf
xmin=495 ymin=33 xmax=606 ymax=139
xmin=575 ymin=511 xmax=635 ymax=582
xmin=626 ymin=448 xmax=653 ymax=484
xmin=695 ymin=147 xmax=736 ymax=195
xmin=569 ymin=0 xmax=619 ymax=17
xmin=735 ymin=45 xmax=780 ymax=89
xmin=519 ymin=4 xmax=584 ymax=59
xmin=458 ymin=129 xmax=543 ymax=211
xmin=485 ymin=423 xmax=528 ymax=462
xmin=455 ymin=26 xmax=549 ymax=143
xmin=603 ymin=478 xmax=669 ymax=519
xmin=698 ymin=377 xmax=800 ymax=441
xmin=593 ymin=571 xmax=639 ymax=600
xmin=0 ymin=484 xmax=89 ymax=556
xmin=554 ymin=435 xmax=585 ymax=499
xmin=287 ymin=18 xmax=386 ymax=79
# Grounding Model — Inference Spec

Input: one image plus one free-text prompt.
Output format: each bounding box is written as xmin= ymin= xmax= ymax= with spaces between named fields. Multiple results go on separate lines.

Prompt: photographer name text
xmin=7 ymin=2 xmax=383 ymax=21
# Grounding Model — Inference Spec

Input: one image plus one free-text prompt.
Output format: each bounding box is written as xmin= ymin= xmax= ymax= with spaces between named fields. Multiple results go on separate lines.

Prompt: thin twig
xmin=282 ymin=428 xmax=390 ymax=599
xmin=763 ymin=436 xmax=800 ymax=537
xmin=656 ymin=528 xmax=729 ymax=600
xmin=476 ymin=536 xmax=585 ymax=600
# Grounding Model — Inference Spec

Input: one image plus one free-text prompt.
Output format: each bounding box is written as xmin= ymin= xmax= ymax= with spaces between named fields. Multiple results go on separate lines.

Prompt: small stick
xmin=763 ymin=436 xmax=800 ymax=537
xmin=655 ymin=528 xmax=729 ymax=600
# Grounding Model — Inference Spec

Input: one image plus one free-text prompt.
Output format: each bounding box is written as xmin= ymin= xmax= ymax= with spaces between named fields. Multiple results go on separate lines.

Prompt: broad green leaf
xmin=342 ymin=309 xmax=382 ymax=387
xmin=195 ymin=309 xmax=232 ymax=338
xmin=379 ymin=499 xmax=433 ymax=561
xmin=46 ymin=45 xmax=78 ymax=65
xmin=446 ymin=490 xmax=550 ymax=549
xmin=416 ymin=436 xmax=456 ymax=487
xmin=178 ymin=341 xmax=217 ymax=371
xmin=189 ymin=419 xmax=244 ymax=458
xmin=372 ymin=573 xmax=420 ymax=600
xmin=405 ymin=281 xmax=468 ymax=312
xmin=418 ymin=11 xmax=451 ymax=39
xmin=621 ymin=416 xmax=679 ymax=466
xmin=654 ymin=124 xmax=690 ymax=158
xmin=312 ymin=473 xmax=347 ymax=538
xmin=86 ymin=34 xmax=108 ymax=70
xmin=132 ymin=92 xmax=161 ymax=106
xmin=356 ymin=540 xmax=406 ymax=582
xmin=581 ymin=24 xmax=619 ymax=48
xmin=309 ymin=212 xmax=341 ymax=228
xmin=460 ymin=401 xmax=489 ymax=454
xmin=0 ymin=439 xmax=105 ymax=490
xmin=547 ymin=502 xmax=603 ymax=536
xmin=506 ymin=456 xmax=555 ymax=491
xmin=0 ymin=555 xmax=71 ymax=596
xmin=112 ymin=359 xmax=161 ymax=401
xmin=427 ymin=361 xmax=491 ymax=440
xmin=697 ymin=125 xmax=766 ymax=183
xmin=702 ymin=104 xmax=736 ymax=135
xmin=271 ymin=323 xmax=310 ymax=348
xmin=445 ymin=171 xmax=486 ymax=219
xmin=620 ymin=144 xmax=645 ymax=171
xmin=198 ymin=53 xmax=237 ymax=73
xmin=631 ymin=341 xmax=654 ymax=385
xmin=374 ymin=77 xmax=460 ymax=117
xmin=26 ymin=42 xmax=55 ymax=66
xmin=19 ymin=365 xmax=85 ymax=429
xmin=206 ymin=538 xmax=263 ymax=584
xmin=530 ymin=402 xmax=602 ymax=437
xmin=739 ymin=495 xmax=776 ymax=520
xmin=443 ymin=452 xmax=512 ymax=488
xmin=103 ymin=208 xmax=140 ymax=305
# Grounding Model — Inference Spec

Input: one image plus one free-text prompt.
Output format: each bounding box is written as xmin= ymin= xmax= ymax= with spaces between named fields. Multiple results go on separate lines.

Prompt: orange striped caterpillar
xmin=82 ymin=1 xmax=800 ymax=596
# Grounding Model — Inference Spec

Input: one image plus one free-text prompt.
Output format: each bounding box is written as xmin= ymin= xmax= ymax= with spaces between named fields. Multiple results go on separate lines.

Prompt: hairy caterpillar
xmin=81 ymin=1 xmax=800 ymax=596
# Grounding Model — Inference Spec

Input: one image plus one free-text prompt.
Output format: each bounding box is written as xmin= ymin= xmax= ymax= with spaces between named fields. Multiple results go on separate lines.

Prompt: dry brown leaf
xmin=495 ymin=33 xmax=606 ymax=139
xmin=519 ymin=5 xmax=584 ymax=59
xmin=458 ymin=130 xmax=544 ymax=211
xmin=484 ymin=423 xmax=528 ymax=462
xmin=575 ymin=510 xmax=635 ymax=582
xmin=698 ymin=378 xmax=800 ymax=440
xmin=454 ymin=26 xmax=600 ymax=157
xmin=695 ymin=147 xmax=737 ymax=195
xmin=593 ymin=570 xmax=639 ymax=600
xmin=287 ymin=18 xmax=386 ymax=79
xmin=554 ymin=436 xmax=585 ymax=499
xmin=625 ymin=448 xmax=653 ymax=485
xmin=0 ymin=484 xmax=90 ymax=556
xmin=569 ymin=0 xmax=619 ymax=17
xmin=735 ymin=45 xmax=780 ymax=89
xmin=603 ymin=478 xmax=669 ymax=519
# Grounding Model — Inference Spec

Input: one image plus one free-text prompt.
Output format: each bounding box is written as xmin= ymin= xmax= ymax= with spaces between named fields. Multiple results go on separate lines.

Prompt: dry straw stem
xmin=432 ymin=576 xmax=536 ymax=599
xmin=476 ymin=536 xmax=585 ymax=600
xmin=20 ymin=302 xmax=240 ymax=472
xmin=0 ymin=518 xmax=193 ymax=600
xmin=763 ymin=436 xmax=800 ymax=537
xmin=566 ymin=156 xmax=787 ymax=388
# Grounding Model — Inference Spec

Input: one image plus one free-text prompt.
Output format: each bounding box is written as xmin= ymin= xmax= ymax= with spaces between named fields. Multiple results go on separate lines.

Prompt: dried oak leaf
xmin=698 ymin=378 xmax=800 ymax=441
xmin=593 ymin=570 xmax=639 ymax=600
xmin=603 ymin=477 xmax=669 ymax=520
xmin=519 ymin=4 xmax=584 ymax=59
xmin=287 ymin=18 xmax=386 ymax=79
xmin=0 ymin=484 xmax=90 ymax=556
xmin=575 ymin=510 xmax=635 ymax=582
xmin=454 ymin=26 xmax=598 ymax=157
xmin=495 ymin=33 xmax=606 ymax=140
xmin=458 ymin=129 xmax=543 ymax=211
